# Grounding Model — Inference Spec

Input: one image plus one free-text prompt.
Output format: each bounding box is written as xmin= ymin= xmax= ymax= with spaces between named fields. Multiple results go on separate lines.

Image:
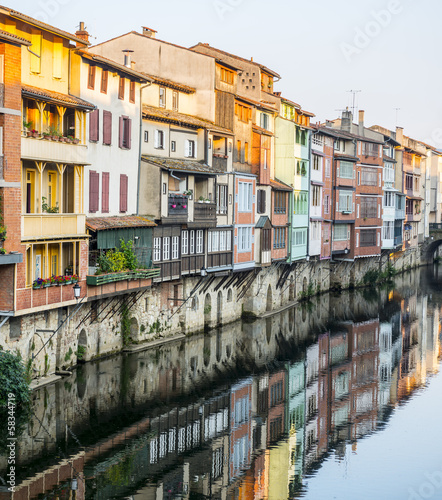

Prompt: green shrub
xmin=0 ymin=350 xmax=30 ymax=407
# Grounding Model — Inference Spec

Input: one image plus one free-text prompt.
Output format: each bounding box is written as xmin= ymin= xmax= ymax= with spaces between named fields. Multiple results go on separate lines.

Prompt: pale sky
xmin=11 ymin=0 xmax=442 ymax=147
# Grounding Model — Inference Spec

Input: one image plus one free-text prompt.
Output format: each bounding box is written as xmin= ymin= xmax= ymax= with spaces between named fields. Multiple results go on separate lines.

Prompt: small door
xmin=49 ymin=246 xmax=59 ymax=276
xmin=26 ymin=170 xmax=35 ymax=213
xmin=47 ymin=171 xmax=57 ymax=209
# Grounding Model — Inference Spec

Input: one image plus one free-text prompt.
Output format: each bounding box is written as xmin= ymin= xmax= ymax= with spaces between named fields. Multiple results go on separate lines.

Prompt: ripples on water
xmin=2 ymin=266 xmax=442 ymax=499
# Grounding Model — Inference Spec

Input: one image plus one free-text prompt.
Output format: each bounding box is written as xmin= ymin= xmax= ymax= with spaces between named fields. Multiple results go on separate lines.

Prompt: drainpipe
xmin=137 ymin=81 xmax=152 ymax=215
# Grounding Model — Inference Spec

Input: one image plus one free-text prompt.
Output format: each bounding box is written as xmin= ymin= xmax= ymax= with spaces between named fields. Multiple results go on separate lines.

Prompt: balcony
xmin=395 ymin=207 xmax=406 ymax=220
xmin=212 ymin=155 xmax=228 ymax=172
xmin=86 ymin=269 xmax=160 ymax=286
xmin=21 ymin=136 xmax=88 ymax=164
xmin=207 ymin=251 xmax=233 ymax=269
xmin=162 ymin=194 xmax=189 ymax=224
xmin=22 ymin=214 xmax=87 ymax=240
xmin=191 ymin=202 xmax=217 ymax=228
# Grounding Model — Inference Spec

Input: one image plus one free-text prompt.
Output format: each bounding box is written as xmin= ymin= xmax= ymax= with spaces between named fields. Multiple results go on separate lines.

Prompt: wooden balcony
xmin=22 ymin=214 xmax=87 ymax=240
xmin=86 ymin=269 xmax=160 ymax=286
xmin=182 ymin=254 xmax=205 ymax=275
xmin=191 ymin=202 xmax=217 ymax=228
xmin=212 ymin=155 xmax=228 ymax=172
xmin=21 ymin=136 xmax=88 ymax=164
xmin=207 ymin=252 xmax=232 ymax=269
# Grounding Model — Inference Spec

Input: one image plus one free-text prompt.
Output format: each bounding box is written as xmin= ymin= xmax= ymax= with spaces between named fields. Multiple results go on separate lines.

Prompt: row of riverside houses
xmin=0 ymin=6 xmax=441 ymax=369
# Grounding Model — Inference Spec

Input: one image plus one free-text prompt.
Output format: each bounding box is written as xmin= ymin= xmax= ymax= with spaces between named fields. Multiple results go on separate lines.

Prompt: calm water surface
xmin=2 ymin=266 xmax=442 ymax=499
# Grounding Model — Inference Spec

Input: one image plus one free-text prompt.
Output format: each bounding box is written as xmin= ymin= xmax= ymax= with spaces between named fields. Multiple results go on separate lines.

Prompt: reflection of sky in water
xmin=304 ymin=365 xmax=442 ymax=500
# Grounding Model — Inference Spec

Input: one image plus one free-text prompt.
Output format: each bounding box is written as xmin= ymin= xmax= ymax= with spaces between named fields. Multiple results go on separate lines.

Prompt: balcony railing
xmin=21 ymin=136 xmax=87 ymax=164
xmin=86 ymin=268 xmax=160 ymax=286
xmin=22 ymin=214 xmax=86 ymax=239
xmin=194 ymin=202 xmax=216 ymax=219
xmin=212 ymin=155 xmax=228 ymax=172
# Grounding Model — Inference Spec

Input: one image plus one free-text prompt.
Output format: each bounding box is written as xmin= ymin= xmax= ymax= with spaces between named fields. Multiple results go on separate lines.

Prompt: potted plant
xmin=66 ymin=135 xmax=74 ymax=143
xmin=42 ymin=131 xmax=51 ymax=140
xmin=32 ymin=278 xmax=44 ymax=289
xmin=71 ymin=274 xmax=79 ymax=283
xmin=43 ymin=278 xmax=51 ymax=288
xmin=23 ymin=120 xmax=32 ymax=135
xmin=0 ymin=226 xmax=6 ymax=241
xmin=198 ymin=196 xmax=205 ymax=204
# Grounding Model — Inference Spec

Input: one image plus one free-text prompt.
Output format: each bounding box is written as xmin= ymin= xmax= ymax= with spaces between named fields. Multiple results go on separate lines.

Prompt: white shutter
xmin=155 ymin=130 xmax=159 ymax=148
xmin=185 ymin=140 xmax=190 ymax=157
xmin=356 ymin=233 xmax=359 ymax=247
xmin=194 ymin=140 xmax=198 ymax=159
xmin=208 ymin=232 xmax=212 ymax=253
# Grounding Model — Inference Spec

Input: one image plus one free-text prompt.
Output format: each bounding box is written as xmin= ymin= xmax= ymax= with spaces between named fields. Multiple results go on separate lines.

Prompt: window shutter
xmin=103 ymin=111 xmax=112 ymax=145
xmin=89 ymin=171 xmax=99 ymax=213
xmin=89 ymin=109 xmax=99 ymax=142
xmin=263 ymin=191 xmax=266 ymax=213
xmin=119 ymin=116 xmax=124 ymax=148
xmin=102 ymin=172 xmax=109 ymax=213
xmin=127 ymin=118 xmax=132 ymax=150
xmin=120 ymin=174 xmax=128 ymax=212
xmin=185 ymin=140 xmax=190 ymax=157
xmin=155 ymin=130 xmax=159 ymax=148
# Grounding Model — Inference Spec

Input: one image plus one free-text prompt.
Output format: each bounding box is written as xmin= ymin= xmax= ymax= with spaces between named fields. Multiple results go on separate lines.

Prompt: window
xmin=333 ymin=225 xmax=349 ymax=241
xmin=89 ymin=109 xmax=99 ymax=142
xmin=293 ymin=229 xmax=307 ymax=246
xmin=190 ymin=231 xmax=195 ymax=254
xmin=144 ymin=131 xmax=149 ymax=142
xmin=311 ymin=221 xmax=321 ymax=240
xmin=101 ymin=172 xmax=109 ymax=213
xmin=103 ymin=110 xmax=112 ymax=145
xmin=339 ymin=161 xmax=354 ymax=179
xmin=119 ymin=116 xmax=131 ymax=149
xmin=312 ymin=185 xmax=321 ymax=207
xmin=301 ymin=130 xmax=307 ymax=146
xmin=238 ymin=227 xmax=252 ymax=252
xmin=129 ymin=81 xmax=135 ymax=103
xmin=153 ymin=238 xmax=161 ymax=262
xmin=360 ymin=229 xmax=377 ymax=247
xmin=362 ymin=142 xmax=379 ymax=157
xmin=382 ymin=221 xmax=394 ymax=240
xmin=313 ymin=154 xmax=321 ymax=171
xmin=101 ymin=70 xmax=108 ymax=94
xmin=89 ymin=171 xmax=99 ymax=213
xmin=325 ymin=158 xmax=331 ymax=178
xmin=87 ymin=65 xmax=96 ymax=89
xmin=384 ymin=163 xmax=394 ymax=184
xmin=296 ymin=128 xmax=300 ymax=144
xmin=220 ymin=67 xmax=234 ymax=84
xmin=155 ymin=130 xmax=165 ymax=149
xmin=245 ymin=142 xmax=249 ymax=163
xmin=171 ymin=141 xmax=176 ymax=152
xmin=260 ymin=113 xmax=269 ymax=130
xmin=118 ymin=76 xmax=125 ymax=100
xmin=185 ymin=140 xmax=196 ymax=158
xmin=257 ymin=189 xmax=266 ymax=214
xmin=273 ymin=227 xmax=286 ymax=249
xmin=163 ymin=237 xmax=170 ymax=260
xmin=235 ymin=103 xmax=252 ymax=123
xmin=181 ymin=231 xmax=189 ymax=255
xmin=406 ymin=199 xmax=413 ymax=215
xmin=262 ymin=229 xmax=271 ymax=251
xmin=274 ymin=191 xmax=286 ymax=214
xmin=53 ymin=38 xmax=62 ymax=79
xmin=119 ymin=174 xmax=128 ymax=212
xmin=159 ymin=87 xmax=166 ymax=108
xmin=338 ymin=191 xmax=352 ymax=212
xmin=216 ymin=184 xmax=228 ymax=215
xmin=384 ymin=191 xmax=394 ymax=208
xmin=172 ymin=236 xmax=179 ymax=260
xmin=324 ymin=194 xmax=330 ymax=214
xmin=405 ymin=174 xmax=413 ymax=190
xmin=172 ymin=91 xmax=179 ymax=111
xmin=238 ymin=182 xmax=253 ymax=212
xmin=236 ymin=140 xmax=242 ymax=162
xmin=294 ymin=191 xmax=308 ymax=215
xmin=361 ymin=167 xmax=377 ymax=186
xmin=208 ymin=230 xmax=232 ymax=252
xmin=360 ymin=197 xmax=377 ymax=218
xmin=196 ymin=230 xmax=204 ymax=254
xmin=414 ymin=177 xmax=419 ymax=192
xmin=30 ymin=31 xmax=42 ymax=74
xmin=296 ymin=161 xmax=307 ymax=176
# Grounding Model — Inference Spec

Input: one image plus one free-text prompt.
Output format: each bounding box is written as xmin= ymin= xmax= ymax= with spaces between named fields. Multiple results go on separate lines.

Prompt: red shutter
xmin=89 ymin=109 xmax=99 ymax=142
xmin=103 ymin=111 xmax=112 ymax=145
xmin=102 ymin=172 xmax=109 ymax=213
xmin=127 ymin=118 xmax=132 ymax=149
xmin=89 ymin=171 xmax=99 ymax=213
xmin=120 ymin=174 xmax=128 ymax=212
xmin=119 ymin=116 xmax=123 ymax=148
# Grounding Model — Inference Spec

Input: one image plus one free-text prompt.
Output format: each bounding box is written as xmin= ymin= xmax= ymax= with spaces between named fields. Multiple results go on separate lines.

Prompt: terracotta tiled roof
xmin=142 ymin=105 xmax=232 ymax=135
xmin=0 ymin=29 xmax=31 ymax=46
xmin=76 ymin=50 xmax=150 ymax=82
xmin=252 ymin=124 xmax=274 ymax=136
xmin=141 ymin=73 xmax=196 ymax=94
xmin=86 ymin=216 xmax=156 ymax=231
xmin=270 ymin=178 xmax=292 ymax=191
xmin=280 ymin=96 xmax=301 ymax=109
xmin=22 ymin=84 xmax=95 ymax=110
xmin=236 ymin=95 xmax=278 ymax=112
xmin=0 ymin=5 xmax=89 ymax=45
xmin=141 ymin=155 xmax=225 ymax=175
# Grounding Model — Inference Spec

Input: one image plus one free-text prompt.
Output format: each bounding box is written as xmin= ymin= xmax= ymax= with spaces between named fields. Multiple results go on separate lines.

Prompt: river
xmin=1 ymin=265 xmax=442 ymax=499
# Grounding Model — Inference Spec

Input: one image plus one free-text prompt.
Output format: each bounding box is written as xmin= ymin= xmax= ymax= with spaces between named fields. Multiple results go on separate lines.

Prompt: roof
xmin=317 ymin=125 xmax=384 ymax=144
xmin=141 ymin=155 xmax=225 ymax=175
xmin=252 ymin=124 xmax=274 ymax=136
xmin=280 ymin=96 xmax=301 ymax=109
xmin=76 ymin=50 xmax=150 ymax=82
xmin=142 ymin=104 xmax=232 ymax=135
xmin=256 ymin=216 xmax=270 ymax=229
xmin=142 ymin=74 xmax=196 ymax=94
xmin=270 ymin=178 xmax=292 ymax=191
xmin=86 ymin=216 xmax=156 ymax=231
xmin=190 ymin=43 xmax=281 ymax=79
xmin=0 ymin=29 xmax=31 ymax=46
xmin=335 ymin=153 xmax=359 ymax=162
xmin=0 ymin=5 xmax=89 ymax=45
xmin=22 ymin=84 xmax=95 ymax=110
xmin=236 ymin=94 xmax=278 ymax=113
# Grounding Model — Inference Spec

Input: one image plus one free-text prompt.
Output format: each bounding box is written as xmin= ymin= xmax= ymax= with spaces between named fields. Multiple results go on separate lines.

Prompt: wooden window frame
xmin=88 ymin=65 xmax=96 ymax=90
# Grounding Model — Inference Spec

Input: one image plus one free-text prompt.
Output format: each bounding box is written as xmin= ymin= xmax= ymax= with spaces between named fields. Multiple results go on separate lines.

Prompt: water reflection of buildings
xmin=2 ymin=284 xmax=442 ymax=499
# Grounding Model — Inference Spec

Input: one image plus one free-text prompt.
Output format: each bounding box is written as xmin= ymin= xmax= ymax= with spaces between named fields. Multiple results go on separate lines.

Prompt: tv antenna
xmin=393 ymin=107 xmax=401 ymax=126
xmin=347 ymin=90 xmax=361 ymax=116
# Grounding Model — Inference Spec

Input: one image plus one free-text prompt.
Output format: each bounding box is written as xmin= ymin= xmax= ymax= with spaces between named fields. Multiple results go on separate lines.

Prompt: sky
xmin=10 ymin=0 xmax=442 ymax=147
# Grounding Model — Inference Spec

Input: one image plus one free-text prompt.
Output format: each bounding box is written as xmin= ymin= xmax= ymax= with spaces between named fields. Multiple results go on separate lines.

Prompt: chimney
xmin=341 ymin=108 xmax=352 ymax=132
xmin=396 ymin=126 xmax=404 ymax=146
xmin=142 ymin=26 xmax=157 ymax=38
xmin=75 ymin=21 xmax=89 ymax=47
xmin=122 ymin=49 xmax=134 ymax=68
xmin=358 ymin=110 xmax=365 ymax=136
